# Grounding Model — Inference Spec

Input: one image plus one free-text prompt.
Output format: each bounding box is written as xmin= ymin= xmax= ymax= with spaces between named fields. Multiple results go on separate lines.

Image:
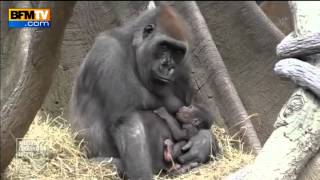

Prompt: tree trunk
xmin=1 ymin=1 xmax=25 ymax=106
xmin=0 ymin=1 xmax=75 ymax=171
xmin=292 ymin=2 xmax=320 ymax=179
xmin=169 ymin=1 xmax=262 ymax=153
xmin=228 ymin=2 xmax=320 ymax=180
xmin=197 ymin=1 xmax=294 ymax=143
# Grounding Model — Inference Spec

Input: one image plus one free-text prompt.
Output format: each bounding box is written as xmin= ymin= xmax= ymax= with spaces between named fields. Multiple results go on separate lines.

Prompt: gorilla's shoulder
xmin=93 ymin=29 xmax=131 ymax=53
xmin=96 ymin=27 xmax=130 ymax=41
xmin=95 ymin=31 xmax=119 ymax=44
xmin=89 ymin=31 xmax=125 ymax=54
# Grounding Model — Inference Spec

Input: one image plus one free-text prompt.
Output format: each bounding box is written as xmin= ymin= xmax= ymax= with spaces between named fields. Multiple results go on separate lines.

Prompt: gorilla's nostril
xmin=160 ymin=57 xmax=168 ymax=65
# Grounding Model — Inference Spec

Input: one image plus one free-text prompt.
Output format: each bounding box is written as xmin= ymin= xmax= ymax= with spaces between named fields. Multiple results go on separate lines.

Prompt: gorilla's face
xmin=177 ymin=105 xmax=213 ymax=129
xmin=134 ymin=22 xmax=188 ymax=87
xmin=176 ymin=105 xmax=197 ymax=124
xmin=151 ymin=34 xmax=187 ymax=84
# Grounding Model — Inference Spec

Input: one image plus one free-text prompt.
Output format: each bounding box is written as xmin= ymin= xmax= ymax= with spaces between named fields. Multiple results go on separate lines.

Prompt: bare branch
xmin=274 ymin=58 xmax=320 ymax=98
xmin=277 ymin=32 xmax=320 ymax=58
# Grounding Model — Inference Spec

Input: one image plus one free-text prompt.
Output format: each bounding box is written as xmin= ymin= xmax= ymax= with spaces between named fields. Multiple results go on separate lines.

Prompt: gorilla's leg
xmin=83 ymin=120 xmax=118 ymax=158
xmin=111 ymin=112 xmax=153 ymax=180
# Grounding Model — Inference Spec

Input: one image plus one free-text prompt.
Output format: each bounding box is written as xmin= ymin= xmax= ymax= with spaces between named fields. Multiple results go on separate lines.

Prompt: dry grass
xmin=3 ymin=114 xmax=254 ymax=180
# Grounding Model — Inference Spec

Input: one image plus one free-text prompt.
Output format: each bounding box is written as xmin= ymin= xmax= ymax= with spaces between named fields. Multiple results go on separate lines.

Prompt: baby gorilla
xmin=154 ymin=104 xmax=214 ymax=172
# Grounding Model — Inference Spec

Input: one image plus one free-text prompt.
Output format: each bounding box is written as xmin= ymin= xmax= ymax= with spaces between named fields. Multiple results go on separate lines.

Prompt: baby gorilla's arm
xmin=154 ymin=107 xmax=188 ymax=141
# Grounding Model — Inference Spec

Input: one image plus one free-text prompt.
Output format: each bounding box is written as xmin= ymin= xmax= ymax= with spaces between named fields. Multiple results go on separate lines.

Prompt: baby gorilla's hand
xmin=153 ymin=107 xmax=170 ymax=120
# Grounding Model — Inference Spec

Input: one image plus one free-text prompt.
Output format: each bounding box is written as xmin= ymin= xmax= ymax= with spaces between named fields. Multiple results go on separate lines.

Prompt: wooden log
xmin=298 ymin=149 xmax=320 ymax=180
xmin=277 ymin=32 xmax=320 ymax=58
xmin=245 ymin=90 xmax=320 ymax=179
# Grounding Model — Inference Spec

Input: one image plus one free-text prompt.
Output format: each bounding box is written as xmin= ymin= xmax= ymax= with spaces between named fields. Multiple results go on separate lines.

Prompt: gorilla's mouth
xmin=153 ymin=65 xmax=174 ymax=84
xmin=154 ymin=74 xmax=172 ymax=84
xmin=156 ymin=67 xmax=175 ymax=83
xmin=152 ymin=50 xmax=177 ymax=85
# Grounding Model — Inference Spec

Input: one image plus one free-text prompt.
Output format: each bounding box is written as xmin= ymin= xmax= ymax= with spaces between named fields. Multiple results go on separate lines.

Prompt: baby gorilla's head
xmin=176 ymin=104 xmax=213 ymax=129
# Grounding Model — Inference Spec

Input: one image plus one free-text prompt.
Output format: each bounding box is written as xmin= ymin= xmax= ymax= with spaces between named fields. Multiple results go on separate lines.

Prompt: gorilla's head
xmin=132 ymin=4 xmax=190 ymax=88
xmin=176 ymin=105 xmax=213 ymax=129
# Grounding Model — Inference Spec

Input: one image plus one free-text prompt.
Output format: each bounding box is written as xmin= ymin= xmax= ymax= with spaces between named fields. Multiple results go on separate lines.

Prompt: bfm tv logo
xmin=8 ymin=8 xmax=51 ymax=28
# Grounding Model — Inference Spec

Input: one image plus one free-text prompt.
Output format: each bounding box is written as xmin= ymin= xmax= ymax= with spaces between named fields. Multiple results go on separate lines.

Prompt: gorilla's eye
xmin=143 ymin=24 xmax=155 ymax=38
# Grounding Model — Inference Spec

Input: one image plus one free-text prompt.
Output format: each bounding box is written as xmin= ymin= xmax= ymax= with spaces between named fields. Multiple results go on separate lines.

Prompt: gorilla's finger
xmin=181 ymin=141 xmax=193 ymax=152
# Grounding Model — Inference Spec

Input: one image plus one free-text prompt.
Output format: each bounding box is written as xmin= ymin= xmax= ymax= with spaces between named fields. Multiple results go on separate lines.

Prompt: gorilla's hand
xmin=177 ymin=130 xmax=219 ymax=165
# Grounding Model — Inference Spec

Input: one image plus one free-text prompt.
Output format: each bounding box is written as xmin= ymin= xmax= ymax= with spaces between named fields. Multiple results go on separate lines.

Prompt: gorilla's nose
xmin=161 ymin=55 xmax=175 ymax=67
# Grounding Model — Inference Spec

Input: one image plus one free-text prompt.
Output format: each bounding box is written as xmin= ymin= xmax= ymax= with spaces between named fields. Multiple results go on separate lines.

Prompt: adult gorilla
xmin=70 ymin=4 xmax=214 ymax=179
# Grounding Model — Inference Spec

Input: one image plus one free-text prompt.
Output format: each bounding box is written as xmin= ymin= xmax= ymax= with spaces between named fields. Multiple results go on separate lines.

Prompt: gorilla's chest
xmin=140 ymin=90 xmax=182 ymax=113
xmin=140 ymin=89 xmax=164 ymax=110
